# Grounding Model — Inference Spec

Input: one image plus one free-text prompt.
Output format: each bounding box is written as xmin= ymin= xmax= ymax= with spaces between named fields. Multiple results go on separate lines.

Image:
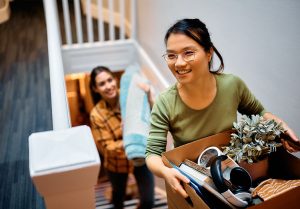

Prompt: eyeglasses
xmin=162 ymin=50 xmax=197 ymax=64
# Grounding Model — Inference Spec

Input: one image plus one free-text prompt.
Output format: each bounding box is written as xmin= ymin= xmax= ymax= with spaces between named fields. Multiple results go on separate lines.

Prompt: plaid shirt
xmin=90 ymin=100 xmax=133 ymax=173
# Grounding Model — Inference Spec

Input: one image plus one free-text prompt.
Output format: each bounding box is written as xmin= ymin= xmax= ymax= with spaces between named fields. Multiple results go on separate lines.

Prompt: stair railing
xmin=43 ymin=0 xmax=70 ymax=130
xmin=43 ymin=0 xmax=168 ymax=129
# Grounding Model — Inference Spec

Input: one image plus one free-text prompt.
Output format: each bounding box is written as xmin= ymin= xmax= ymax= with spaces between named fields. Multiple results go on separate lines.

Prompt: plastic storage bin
xmin=29 ymin=125 xmax=100 ymax=209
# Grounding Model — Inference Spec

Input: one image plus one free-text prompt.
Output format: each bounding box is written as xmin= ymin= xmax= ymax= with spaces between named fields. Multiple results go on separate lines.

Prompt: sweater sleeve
xmin=237 ymin=77 xmax=266 ymax=116
xmin=145 ymin=94 xmax=170 ymax=157
xmin=90 ymin=110 xmax=123 ymax=156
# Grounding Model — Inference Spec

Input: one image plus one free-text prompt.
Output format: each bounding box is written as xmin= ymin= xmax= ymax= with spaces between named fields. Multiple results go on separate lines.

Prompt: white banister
xmin=97 ymin=0 xmax=104 ymax=42
xmin=133 ymin=40 xmax=170 ymax=90
xmin=86 ymin=0 xmax=94 ymax=43
xmin=108 ymin=0 xmax=115 ymax=41
xmin=130 ymin=0 xmax=136 ymax=40
xmin=43 ymin=0 xmax=71 ymax=130
xmin=119 ymin=0 xmax=125 ymax=40
xmin=62 ymin=0 xmax=72 ymax=45
xmin=74 ymin=0 xmax=83 ymax=44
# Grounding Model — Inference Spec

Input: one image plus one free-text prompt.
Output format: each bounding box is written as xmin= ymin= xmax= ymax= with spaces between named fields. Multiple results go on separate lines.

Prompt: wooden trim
xmin=0 ymin=0 xmax=10 ymax=24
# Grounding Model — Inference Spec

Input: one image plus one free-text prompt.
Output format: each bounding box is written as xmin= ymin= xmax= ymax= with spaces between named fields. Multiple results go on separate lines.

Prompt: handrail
xmin=43 ymin=0 xmax=71 ymax=130
xmin=133 ymin=41 xmax=170 ymax=90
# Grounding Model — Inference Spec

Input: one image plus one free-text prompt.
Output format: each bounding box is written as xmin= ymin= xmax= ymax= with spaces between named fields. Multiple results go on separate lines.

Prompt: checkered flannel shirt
xmin=90 ymin=100 xmax=133 ymax=173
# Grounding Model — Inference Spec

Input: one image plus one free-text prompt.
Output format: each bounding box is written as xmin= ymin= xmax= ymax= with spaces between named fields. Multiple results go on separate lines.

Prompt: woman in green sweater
xmin=145 ymin=18 xmax=299 ymax=198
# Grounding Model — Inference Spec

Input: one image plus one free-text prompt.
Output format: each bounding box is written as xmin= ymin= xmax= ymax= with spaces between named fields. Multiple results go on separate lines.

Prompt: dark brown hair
xmin=89 ymin=66 xmax=114 ymax=104
xmin=164 ymin=18 xmax=224 ymax=73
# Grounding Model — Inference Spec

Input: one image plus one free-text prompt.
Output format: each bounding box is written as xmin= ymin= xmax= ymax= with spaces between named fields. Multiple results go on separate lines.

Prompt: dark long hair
xmin=89 ymin=66 xmax=114 ymax=105
xmin=164 ymin=18 xmax=224 ymax=73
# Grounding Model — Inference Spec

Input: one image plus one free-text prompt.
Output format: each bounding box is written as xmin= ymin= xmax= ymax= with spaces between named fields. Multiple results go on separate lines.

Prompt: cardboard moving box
xmin=162 ymin=131 xmax=300 ymax=209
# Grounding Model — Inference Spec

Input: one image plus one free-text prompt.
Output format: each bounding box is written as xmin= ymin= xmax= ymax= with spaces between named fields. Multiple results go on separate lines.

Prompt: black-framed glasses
xmin=162 ymin=50 xmax=197 ymax=64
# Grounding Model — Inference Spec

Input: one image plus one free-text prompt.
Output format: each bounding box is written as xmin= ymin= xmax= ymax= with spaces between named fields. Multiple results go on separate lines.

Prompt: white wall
xmin=136 ymin=0 xmax=300 ymax=135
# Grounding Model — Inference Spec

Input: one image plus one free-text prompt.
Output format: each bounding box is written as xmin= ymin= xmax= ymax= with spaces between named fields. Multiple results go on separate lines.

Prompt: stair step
xmin=95 ymin=180 xmax=168 ymax=208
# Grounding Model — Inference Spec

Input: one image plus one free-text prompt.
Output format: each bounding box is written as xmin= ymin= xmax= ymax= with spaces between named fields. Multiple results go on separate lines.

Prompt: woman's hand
xmin=136 ymin=82 xmax=155 ymax=108
xmin=281 ymin=128 xmax=300 ymax=152
xmin=161 ymin=166 xmax=190 ymax=198
xmin=146 ymin=155 xmax=190 ymax=198
xmin=263 ymin=112 xmax=300 ymax=152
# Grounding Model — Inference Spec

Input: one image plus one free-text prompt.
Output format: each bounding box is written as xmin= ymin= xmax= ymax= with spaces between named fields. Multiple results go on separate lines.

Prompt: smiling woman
xmin=90 ymin=66 xmax=119 ymax=108
xmin=64 ymin=70 xmax=124 ymax=127
xmin=145 ymin=18 xmax=300 ymax=199
xmin=88 ymin=66 xmax=155 ymax=209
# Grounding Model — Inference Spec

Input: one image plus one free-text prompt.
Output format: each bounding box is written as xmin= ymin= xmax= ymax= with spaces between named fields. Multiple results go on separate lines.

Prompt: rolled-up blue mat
xmin=120 ymin=64 xmax=150 ymax=160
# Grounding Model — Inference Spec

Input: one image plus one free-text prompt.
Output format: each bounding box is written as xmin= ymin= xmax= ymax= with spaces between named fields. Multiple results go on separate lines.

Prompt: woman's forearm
xmin=145 ymin=154 xmax=169 ymax=178
xmin=145 ymin=154 xmax=190 ymax=198
xmin=262 ymin=112 xmax=296 ymax=138
xmin=263 ymin=112 xmax=288 ymax=129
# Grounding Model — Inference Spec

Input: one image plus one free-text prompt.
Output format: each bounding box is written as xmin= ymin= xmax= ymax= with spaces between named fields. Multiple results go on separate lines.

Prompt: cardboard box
xmin=162 ymin=131 xmax=300 ymax=209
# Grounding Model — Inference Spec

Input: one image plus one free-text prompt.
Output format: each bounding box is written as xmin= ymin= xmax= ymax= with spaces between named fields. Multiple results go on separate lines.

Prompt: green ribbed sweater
xmin=145 ymin=74 xmax=265 ymax=157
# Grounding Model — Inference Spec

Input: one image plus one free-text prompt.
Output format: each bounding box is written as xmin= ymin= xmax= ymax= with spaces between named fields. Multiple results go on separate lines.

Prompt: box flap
xmin=162 ymin=131 xmax=232 ymax=166
xmin=248 ymin=186 xmax=300 ymax=209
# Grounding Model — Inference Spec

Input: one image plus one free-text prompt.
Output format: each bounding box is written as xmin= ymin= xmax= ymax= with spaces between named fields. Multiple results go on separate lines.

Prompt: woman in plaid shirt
xmin=89 ymin=66 xmax=154 ymax=209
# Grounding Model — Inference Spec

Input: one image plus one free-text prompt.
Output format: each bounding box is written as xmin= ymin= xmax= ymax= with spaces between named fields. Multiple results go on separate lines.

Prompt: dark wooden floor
xmin=0 ymin=1 xmax=51 ymax=209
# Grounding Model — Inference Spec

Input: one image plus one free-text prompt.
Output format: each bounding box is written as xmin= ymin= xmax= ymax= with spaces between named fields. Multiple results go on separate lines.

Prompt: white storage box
xmin=29 ymin=125 xmax=100 ymax=209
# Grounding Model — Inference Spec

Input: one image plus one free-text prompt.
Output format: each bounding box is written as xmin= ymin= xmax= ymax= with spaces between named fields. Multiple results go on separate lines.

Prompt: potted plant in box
xmin=222 ymin=114 xmax=285 ymax=181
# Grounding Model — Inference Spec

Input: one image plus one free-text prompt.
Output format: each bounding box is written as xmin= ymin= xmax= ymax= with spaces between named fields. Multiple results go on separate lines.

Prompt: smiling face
xmin=93 ymin=71 xmax=118 ymax=102
xmin=166 ymin=33 xmax=212 ymax=85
